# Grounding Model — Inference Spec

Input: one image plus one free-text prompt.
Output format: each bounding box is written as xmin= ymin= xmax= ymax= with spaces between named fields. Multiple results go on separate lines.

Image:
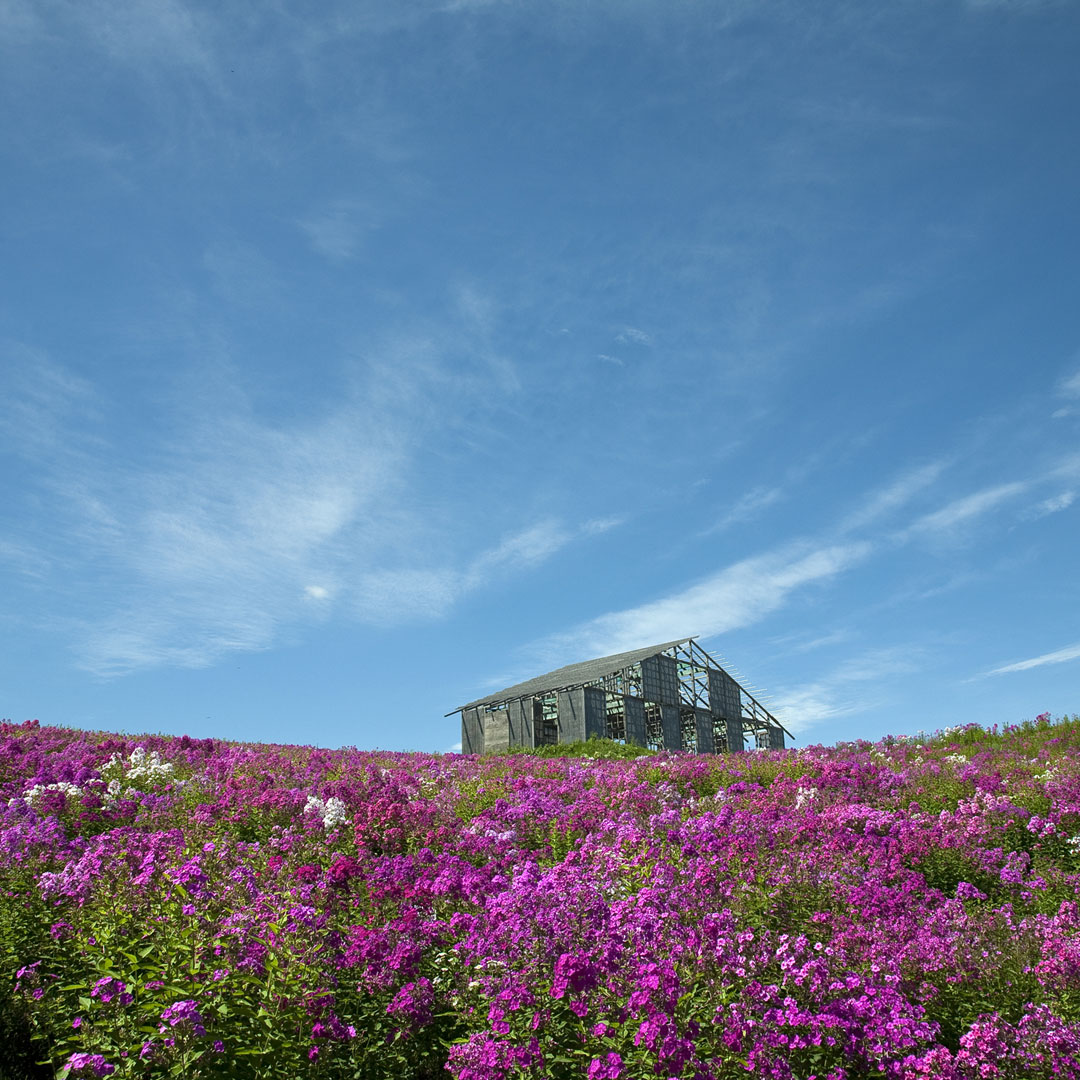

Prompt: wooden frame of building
xmin=448 ymin=637 xmax=790 ymax=754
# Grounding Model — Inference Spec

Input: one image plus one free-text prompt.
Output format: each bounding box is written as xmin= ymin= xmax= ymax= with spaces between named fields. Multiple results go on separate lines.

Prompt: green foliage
xmin=495 ymin=737 xmax=657 ymax=760
xmin=4 ymin=714 xmax=1080 ymax=1079
xmin=0 ymin=986 xmax=51 ymax=1080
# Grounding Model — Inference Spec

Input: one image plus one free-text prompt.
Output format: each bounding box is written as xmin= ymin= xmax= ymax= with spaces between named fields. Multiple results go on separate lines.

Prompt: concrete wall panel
xmin=507 ymin=699 xmax=533 ymax=749
xmin=642 ymin=654 xmax=680 ymax=705
xmin=558 ymin=689 xmax=586 ymax=743
xmin=725 ymin=716 xmax=745 ymax=753
xmin=584 ymin=687 xmax=606 ymax=740
xmin=661 ymin=704 xmax=681 ymax=752
xmin=485 ymin=712 xmax=510 ymax=752
xmin=694 ymin=709 xmax=716 ymax=754
xmin=708 ymin=668 xmax=742 ymax=719
xmin=625 ymin=696 xmax=646 ymax=747
xmin=461 ymin=708 xmax=483 ymax=755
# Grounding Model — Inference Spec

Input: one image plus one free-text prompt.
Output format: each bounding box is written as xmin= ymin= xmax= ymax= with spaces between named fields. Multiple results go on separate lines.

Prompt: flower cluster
xmin=2 ymin=715 xmax=1079 ymax=1078
xmin=303 ymin=793 xmax=349 ymax=830
xmin=62 ymin=1052 xmax=115 ymax=1077
xmin=159 ymin=999 xmax=206 ymax=1037
xmin=13 ymin=780 xmax=84 ymax=811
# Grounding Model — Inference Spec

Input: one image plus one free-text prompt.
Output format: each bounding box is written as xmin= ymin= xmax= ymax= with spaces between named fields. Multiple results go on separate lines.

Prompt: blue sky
xmin=2 ymin=0 xmax=1078 ymax=752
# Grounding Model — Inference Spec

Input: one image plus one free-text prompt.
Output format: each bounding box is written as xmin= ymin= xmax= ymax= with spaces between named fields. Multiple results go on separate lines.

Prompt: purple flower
xmin=62 ymin=1053 xmax=115 ymax=1077
xmin=586 ymin=1052 xmax=623 ymax=1080
xmin=388 ymin=977 xmax=435 ymax=1025
xmin=91 ymin=977 xmax=127 ymax=1004
xmin=159 ymin=999 xmax=206 ymax=1038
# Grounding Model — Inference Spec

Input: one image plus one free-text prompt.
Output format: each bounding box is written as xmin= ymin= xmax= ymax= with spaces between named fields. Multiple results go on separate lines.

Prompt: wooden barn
xmin=450 ymin=637 xmax=789 ymax=754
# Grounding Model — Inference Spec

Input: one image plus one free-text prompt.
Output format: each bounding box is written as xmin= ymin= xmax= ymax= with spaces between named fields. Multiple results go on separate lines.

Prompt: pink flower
xmin=586 ymin=1052 xmax=623 ymax=1079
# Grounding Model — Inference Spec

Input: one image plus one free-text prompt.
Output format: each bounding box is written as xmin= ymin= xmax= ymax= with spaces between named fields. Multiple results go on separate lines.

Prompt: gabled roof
xmin=453 ymin=638 xmax=692 ymax=712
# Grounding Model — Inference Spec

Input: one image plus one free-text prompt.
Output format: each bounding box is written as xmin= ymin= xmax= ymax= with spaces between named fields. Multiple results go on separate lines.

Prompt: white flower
xmin=304 ymin=794 xmax=350 ymax=831
xmin=15 ymin=781 xmax=84 ymax=810
xmin=322 ymin=797 xmax=348 ymax=829
xmin=124 ymin=747 xmax=174 ymax=784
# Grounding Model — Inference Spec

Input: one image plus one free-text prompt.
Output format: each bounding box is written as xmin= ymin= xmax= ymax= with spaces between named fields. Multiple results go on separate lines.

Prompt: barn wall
xmin=694 ymin=709 xmax=716 ymax=754
xmin=725 ymin=716 xmax=745 ymax=753
xmin=660 ymin=704 xmax=681 ymax=752
xmin=558 ymin=688 xmax=586 ymax=743
xmin=642 ymin=654 xmax=680 ymax=705
xmin=624 ymin=696 xmax=646 ymax=747
xmin=708 ymin=667 xmax=742 ymax=719
xmin=485 ymin=711 xmax=510 ymax=752
xmin=507 ymin=698 xmax=534 ymax=749
xmin=583 ymin=687 xmax=607 ymax=740
xmin=461 ymin=708 xmax=483 ymax=754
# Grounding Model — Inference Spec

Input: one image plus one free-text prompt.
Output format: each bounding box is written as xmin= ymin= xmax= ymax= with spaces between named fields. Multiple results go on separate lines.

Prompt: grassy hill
xmin=2 ymin=713 xmax=1079 ymax=1078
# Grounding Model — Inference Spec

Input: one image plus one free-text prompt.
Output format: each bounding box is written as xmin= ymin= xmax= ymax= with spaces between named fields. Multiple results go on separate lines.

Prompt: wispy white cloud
xmin=1051 ymin=453 xmax=1080 ymax=479
xmin=1053 ymin=364 xmax=1080 ymax=418
xmin=1060 ymin=367 xmax=1080 ymax=399
xmin=539 ymin=540 xmax=872 ymax=662
xmin=1 ymin=305 xmax=585 ymax=675
xmin=353 ymin=519 xmax=601 ymax=627
xmin=1021 ymin=490 xmax=1076 ymax=521
xmin=452 ymin=283 xmax=519 ymax=392
xmin=38 ymin=0 xmax=225 ymax=99
xmin=203 ymin=240 xmax=283 ymax=308
xmin=0 ymin=0 xmax=43 ymax=44
xmin=704 ymin=484 xmax=784 ymax=534
xmin=0 ymin=345 xmax=102 ymax=457
xmin=769 ymin=627 xmax=853 ymax=653
xmin=792 ymin=629 xmax=851 ymax=652
xmin=905 ymin=480 xmax=1028 ymax=537
xmin=0 ymin=538 xmax=52 ymax=580
xmin=615 ymin=327 xmax=652 ymax=346
xmin=354 ymin=568 xmax=462 ymax=625
xmin=770 ymin=684 xmax=863 ymax=733
xmin=965 ymin=0 xmax=1067 ymax=11
xmin=582 ymin=516 xmax=624 ymax=537
xmin=772 ymin=646 xmax=921 ymax=733
xmin=67 ymin=405 xmax=395 ymax=674
xmin=829 ymin=648 xmax=920 ymax=683
xmin=465 ymin=521 xmax=572 ymax=587
xmin=982 ymin=641 xmax=1080 ymax=677
xmin=299 ymin=200 xmax=379 ymax=262
xmin=839 ymin=461 xmax=946 ymax=533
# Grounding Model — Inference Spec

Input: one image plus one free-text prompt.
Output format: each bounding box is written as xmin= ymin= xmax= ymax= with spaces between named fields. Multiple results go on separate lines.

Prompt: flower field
xmin=3 ymin=716 xmax=1080 ymax=1079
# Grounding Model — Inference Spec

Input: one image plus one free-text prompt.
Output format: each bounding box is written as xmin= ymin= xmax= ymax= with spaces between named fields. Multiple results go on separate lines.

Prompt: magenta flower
xmin=159 ymin=999 xmax=206 ymax=1037
xmin=62 ymin=1053 xmax=115 ymax=1077
xmin=586 ymin=1052 xmax=623 ymax=1080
